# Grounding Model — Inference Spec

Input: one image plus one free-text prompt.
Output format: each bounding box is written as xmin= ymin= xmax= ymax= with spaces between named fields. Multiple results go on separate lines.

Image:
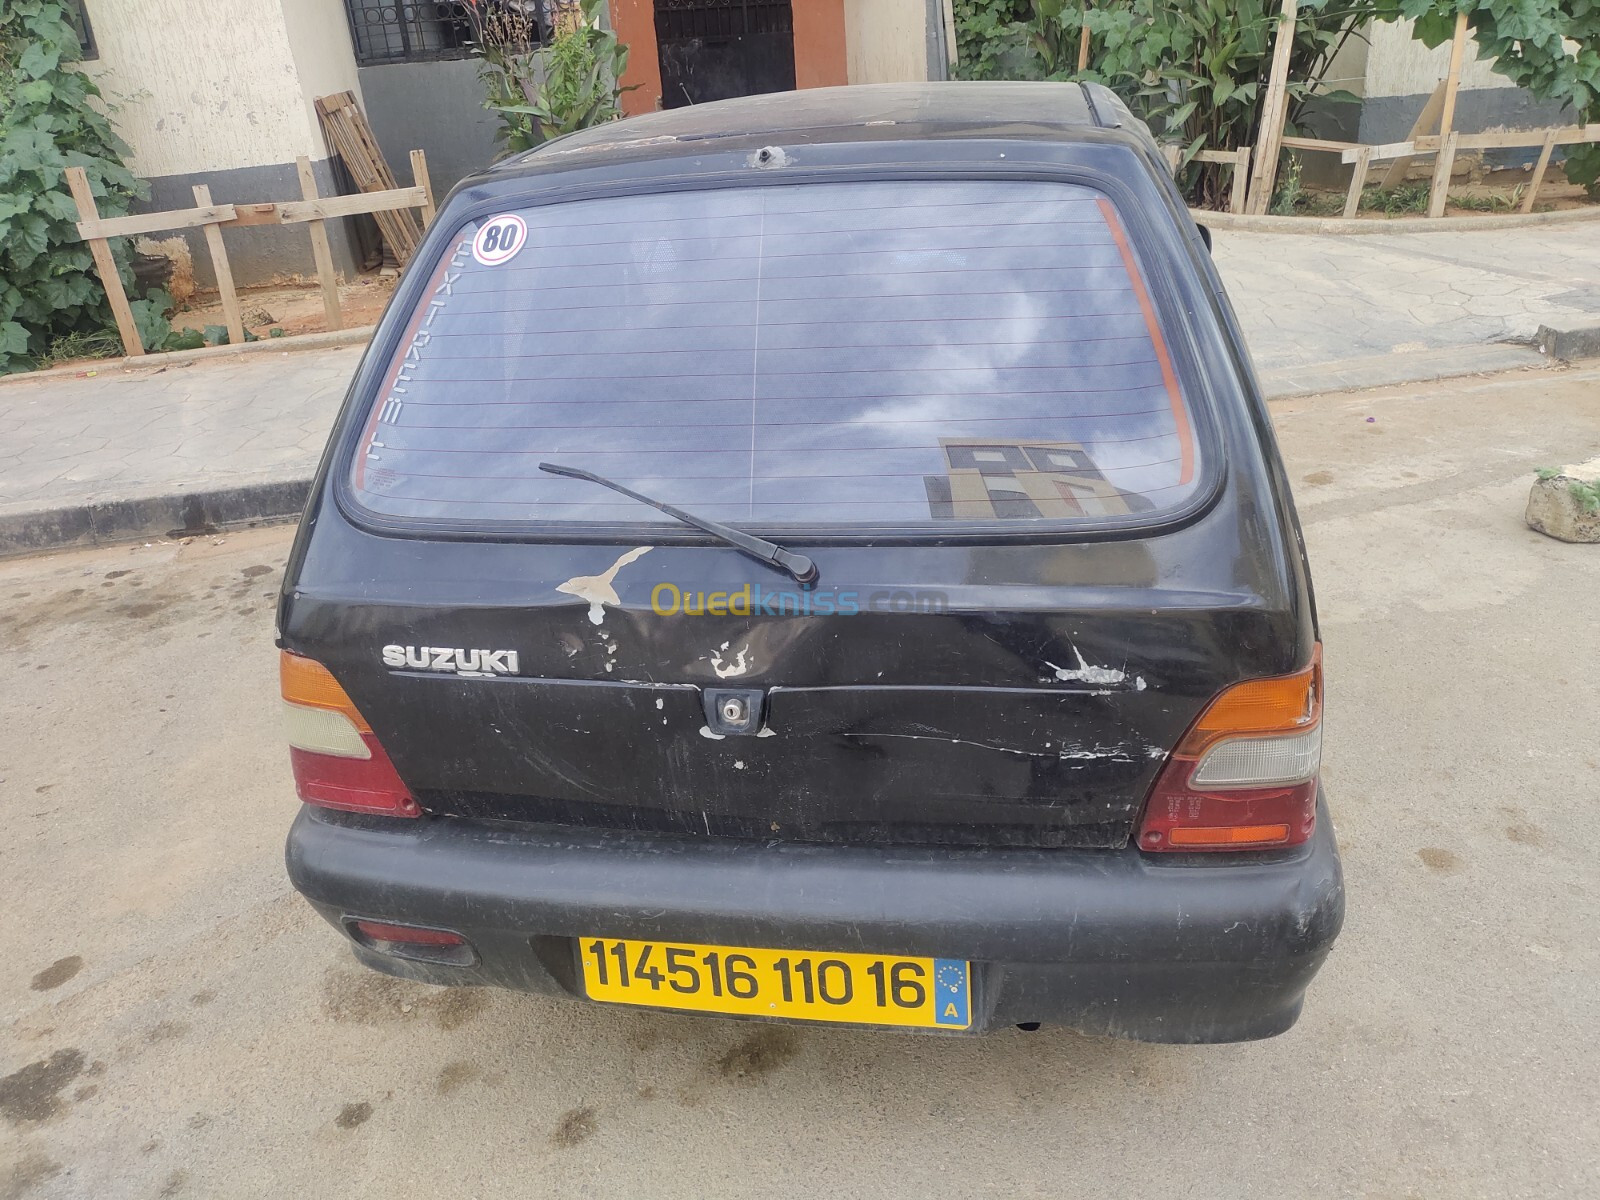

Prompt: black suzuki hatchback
xmin=282 ymin=82 xmax=1343 ymax=1043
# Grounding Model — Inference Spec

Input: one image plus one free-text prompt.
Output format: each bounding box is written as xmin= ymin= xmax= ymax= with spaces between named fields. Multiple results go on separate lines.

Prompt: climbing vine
xmin=0 ymin=0 xmax=170 ymax=373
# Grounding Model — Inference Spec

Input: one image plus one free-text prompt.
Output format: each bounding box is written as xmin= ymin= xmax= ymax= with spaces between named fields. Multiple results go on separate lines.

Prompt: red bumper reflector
xmin=290 ymin=736 xmax=421 ymax=818
xmin=350 ymin=920 xmax=466 ymax=947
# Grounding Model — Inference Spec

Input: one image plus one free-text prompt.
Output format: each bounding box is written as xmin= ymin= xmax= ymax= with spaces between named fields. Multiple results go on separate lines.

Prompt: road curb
xmin=5 ymin=350 xmax=1575 ymax=561
xmin=1535 ymin=322 xmax=1600 ymax=362
xmin=0 ymin=326 xmax=374 ymax=390
xmin=1194 ymin=205 xmax=1600 ymax=235
xmin=0 ymin=479 xmax=312 ymax=559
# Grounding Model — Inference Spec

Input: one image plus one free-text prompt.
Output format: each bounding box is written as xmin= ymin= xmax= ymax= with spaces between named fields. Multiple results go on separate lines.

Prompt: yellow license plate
xmin=579 ymin=937 xmax=971 ymax=1029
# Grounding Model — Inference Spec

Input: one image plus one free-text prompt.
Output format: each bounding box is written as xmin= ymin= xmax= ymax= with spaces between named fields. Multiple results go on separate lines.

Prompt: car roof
xmin=490 ymin=82 xmax=1138 ymax=174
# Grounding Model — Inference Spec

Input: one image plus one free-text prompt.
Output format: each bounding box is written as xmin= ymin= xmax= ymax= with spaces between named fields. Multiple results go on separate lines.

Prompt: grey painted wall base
xmin=1360 ymin=89 xmax=1579 ymax=168
xmin=359 ymin=58 xmax=501 ymax=202
xmin=135 ymin=158 xmax=363 ymax=290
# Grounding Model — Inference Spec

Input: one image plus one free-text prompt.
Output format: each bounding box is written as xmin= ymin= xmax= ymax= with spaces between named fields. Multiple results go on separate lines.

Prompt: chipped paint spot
xmin=655 ymin=698 xmax=664 ymax=710
xmin=1043 ymin=646 xmax=1128 ymax=686
xmin=710 ymin=645 xmax=752 ymax=679
xmin=734 ymin=761 xmax=746 ymax=770
xmin=756 ymin=727 xmax=777 ymax=738
xmin=555 ymin=547 xmax=652 ymax=626
xmin=699 ymin=726 xmax=726 ymax=741
xmin=1056 ymin=744 xmax=1137 ymax=762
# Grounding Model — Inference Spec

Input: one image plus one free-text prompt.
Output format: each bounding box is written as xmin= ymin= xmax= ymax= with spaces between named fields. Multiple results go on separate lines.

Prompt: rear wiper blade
xmin=538 ymin=462 xmax=818 ymax=587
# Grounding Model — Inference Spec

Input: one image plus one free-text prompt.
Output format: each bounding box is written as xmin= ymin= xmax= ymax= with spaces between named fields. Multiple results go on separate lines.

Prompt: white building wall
xmin=1364 ymin=19 xmax=1513 ymax=99
xmin=78 ymin=0 xmax=368 ymax=284
xmin=81 ymin=0 xmax=328 ymax=179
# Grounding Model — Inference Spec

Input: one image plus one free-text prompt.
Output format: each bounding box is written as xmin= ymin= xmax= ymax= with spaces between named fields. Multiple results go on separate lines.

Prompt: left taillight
xmin=280 ymin=650 xmax=420 ymax=818
xmin=1137 ymin=645 xmax=1323 ymax=852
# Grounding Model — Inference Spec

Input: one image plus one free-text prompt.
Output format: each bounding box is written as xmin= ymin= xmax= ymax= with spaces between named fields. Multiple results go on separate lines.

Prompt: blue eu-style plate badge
xmin=933 ymin=959 xmax=971 ymax=1027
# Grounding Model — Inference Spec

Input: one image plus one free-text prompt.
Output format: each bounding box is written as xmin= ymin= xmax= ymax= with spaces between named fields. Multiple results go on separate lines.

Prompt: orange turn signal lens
xmin=280 ymin=650 xmax=370 ymax=733
xmin=1176 ymin=644 xmax=1321 ymax=758
xmin=1167 ymin=824 xmax=1292 ymax=848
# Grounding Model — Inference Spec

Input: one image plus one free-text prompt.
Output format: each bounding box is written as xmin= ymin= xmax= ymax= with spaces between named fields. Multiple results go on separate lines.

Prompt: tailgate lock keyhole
xmin=704 ymin=688 xmax=764 ymax=736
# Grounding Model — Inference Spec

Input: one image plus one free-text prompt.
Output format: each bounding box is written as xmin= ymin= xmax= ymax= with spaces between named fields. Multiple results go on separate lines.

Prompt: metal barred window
xmin=342 ymin=0 xmax=551 ymax=66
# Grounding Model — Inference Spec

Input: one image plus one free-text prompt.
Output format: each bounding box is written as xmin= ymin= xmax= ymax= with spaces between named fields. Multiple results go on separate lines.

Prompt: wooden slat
xmin=1343 ymin=145 xmax=1373 ymax=218
xmin=1426 ymin=14 xmax=1467 ymax=220
xmin=76 ymin=204 xmax=236 ymax=241
xmin=1416 ymin=125 xmax=1599 ymax=151
xmin=1427 ymin=130 xmax=1459 ymax=218
xmin=1077 ymin=3 xmax=1090 ymax=72
xmin=1342 ymin=140 xmax=1413 ymax=163
xmin=314 ymin=90 xmax=423 ymax=264
xmin=1230 ymin=145 xmax=1251 ymax=214
xmin=1440 ymin=12 xmax=1469 ymax=137
xmin=297 ymin=156 xmax=343 ymax=333
xmin=192 ymin=183 xmax=244 ymax=347
xmin=276 ymin=187 xmax=427 ymax=224
xmin=1245 ymin=0 xmax=1298 ymax=214
xmin=1191 ymin=150 xmax=1236 ymax=163
xmin=1522 ymin=129 xmax=1560 ymax=213
xmin=222 ymin=203 xmax=285 ymax=228
xmin=64 ymin=166 xmax=143 ymax=357
xmin=411 ymin=149 xmax=436 ymax=227
xmin=1379 ymin=79 xmax=1446 ymax=190
xmin=1279 ymin=135 xmax=1359 ymax=153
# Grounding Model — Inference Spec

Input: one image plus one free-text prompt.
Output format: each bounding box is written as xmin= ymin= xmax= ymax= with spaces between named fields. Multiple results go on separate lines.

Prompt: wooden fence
xmin=67 ymin=150 xmax=434 ymax=358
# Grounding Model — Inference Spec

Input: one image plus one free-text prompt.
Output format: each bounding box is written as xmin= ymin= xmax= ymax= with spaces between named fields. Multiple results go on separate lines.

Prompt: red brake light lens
xmin=1138 ymin=647 xmax=1323 ymax=853
xmin=281 ymin=651 xmax=419 ymax=818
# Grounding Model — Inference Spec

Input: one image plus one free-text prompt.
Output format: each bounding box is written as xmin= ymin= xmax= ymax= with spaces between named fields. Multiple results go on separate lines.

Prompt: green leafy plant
xmin=1017 ymin=0 xmax=1376 ymax=209
xmin=1448 ymin=187 xmax=1521 ymax=211
xmin=1361 ymin=181 xmax=1432 ymax=212
xmin=952 ymin=0 xmax=1036 ymax=80
xmin=1271 ymin=152 xmax=1306 ymax=213
xmin=469 ymin=0 xmax=633 ymax=155
xmin=0 ymin=0 xmax=170 ymax=373
xmin=1382 ymin=1 xmax=1600 ymax=196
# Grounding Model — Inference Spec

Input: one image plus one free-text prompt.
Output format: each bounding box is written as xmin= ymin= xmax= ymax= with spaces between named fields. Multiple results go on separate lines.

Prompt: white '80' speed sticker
xmin=472 ymin=214 xmax=527 ymax=266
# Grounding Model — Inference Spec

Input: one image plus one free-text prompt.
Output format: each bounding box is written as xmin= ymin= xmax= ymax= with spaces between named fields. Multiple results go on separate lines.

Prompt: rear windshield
xmin=349 ymin=178 xmax=1203 ymax=530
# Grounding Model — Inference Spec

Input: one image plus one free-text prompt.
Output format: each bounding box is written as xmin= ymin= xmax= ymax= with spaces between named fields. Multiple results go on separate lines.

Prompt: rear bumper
xmin=286 ymin=795 xmax=1345 ymax=1043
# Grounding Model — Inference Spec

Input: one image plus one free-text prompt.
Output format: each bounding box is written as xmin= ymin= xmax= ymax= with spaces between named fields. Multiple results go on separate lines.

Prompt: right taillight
xmin=1137 ymin=645 xmax=1322 ymax=852
xmin=281 ymin=650 xmax=420 ymax=818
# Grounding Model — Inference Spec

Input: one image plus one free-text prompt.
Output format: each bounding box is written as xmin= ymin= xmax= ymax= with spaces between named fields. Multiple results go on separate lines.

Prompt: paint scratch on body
xmin=555 ymin=546 xmax=653 ymax=626
xmin=1043 ymin=646 xmax=1130 ymax=686
xmin=710 ymin=644 xmax=752 ymax=679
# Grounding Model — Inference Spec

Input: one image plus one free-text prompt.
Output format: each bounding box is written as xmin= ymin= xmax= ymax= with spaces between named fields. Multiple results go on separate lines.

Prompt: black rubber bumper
xmin=286 ymin=796 xmax=1345 ymax=1043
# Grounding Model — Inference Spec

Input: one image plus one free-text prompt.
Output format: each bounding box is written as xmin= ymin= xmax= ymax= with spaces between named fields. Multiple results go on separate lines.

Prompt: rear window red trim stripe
xmin=1096 ymin=198 xmax=1196 ymax=487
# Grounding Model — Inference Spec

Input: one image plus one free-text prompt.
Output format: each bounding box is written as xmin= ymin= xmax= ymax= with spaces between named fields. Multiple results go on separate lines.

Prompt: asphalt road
xmin=3 ymin=365 xmax=1599 ymax=1199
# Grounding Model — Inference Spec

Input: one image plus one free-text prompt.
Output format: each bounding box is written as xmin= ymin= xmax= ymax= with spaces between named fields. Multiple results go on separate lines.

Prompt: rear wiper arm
xmin=538 ymin=462 xmax=818 ymax=587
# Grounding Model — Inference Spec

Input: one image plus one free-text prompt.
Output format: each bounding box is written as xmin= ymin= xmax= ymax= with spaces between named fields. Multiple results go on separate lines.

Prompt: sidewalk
xmin=4 ymin=223 xmax=1599 ymax=555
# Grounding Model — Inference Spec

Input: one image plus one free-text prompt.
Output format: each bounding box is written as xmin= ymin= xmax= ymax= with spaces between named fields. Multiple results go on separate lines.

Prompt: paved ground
xmin=2 ymin=365 xmax=1598 ymax=1199
xmin=3 ymin=223 xmax=1599 ymax=539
